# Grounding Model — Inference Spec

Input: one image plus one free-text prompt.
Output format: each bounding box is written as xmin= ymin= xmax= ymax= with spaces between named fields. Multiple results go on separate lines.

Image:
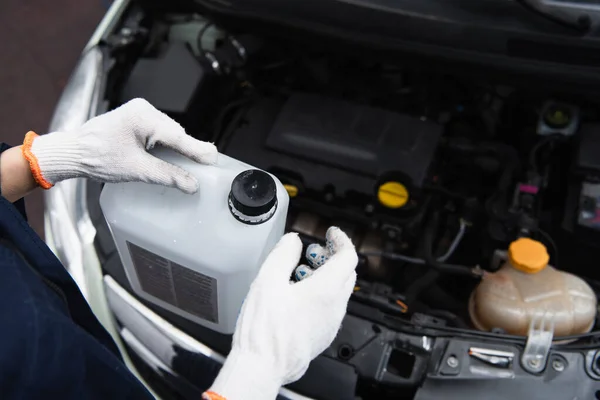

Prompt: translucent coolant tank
xmin=469 ymin=238 xmax=597 ymax=336
xmin=100 ymin=148 xmax=289 ymax=334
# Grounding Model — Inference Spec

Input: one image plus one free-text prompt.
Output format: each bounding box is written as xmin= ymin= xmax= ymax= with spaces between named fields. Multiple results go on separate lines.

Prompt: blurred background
xmin=0 ymin=0 xmax=108 ymax=238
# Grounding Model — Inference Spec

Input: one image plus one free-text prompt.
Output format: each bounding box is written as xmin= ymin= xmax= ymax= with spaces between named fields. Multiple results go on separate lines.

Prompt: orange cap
xmin=508 ymin=238 xmax=549 ymax=274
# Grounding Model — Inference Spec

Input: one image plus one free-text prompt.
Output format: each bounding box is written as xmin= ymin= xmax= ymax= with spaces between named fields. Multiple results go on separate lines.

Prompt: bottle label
xmin=127 ymin=241 xmax=219 ymax=323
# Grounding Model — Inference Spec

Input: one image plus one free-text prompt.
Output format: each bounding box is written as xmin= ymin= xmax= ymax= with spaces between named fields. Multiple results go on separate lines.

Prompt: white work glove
xmin=205 ymin=227 xmax=358 ymax=400
xmin=22 ymin=98 xmax=217 ymax=193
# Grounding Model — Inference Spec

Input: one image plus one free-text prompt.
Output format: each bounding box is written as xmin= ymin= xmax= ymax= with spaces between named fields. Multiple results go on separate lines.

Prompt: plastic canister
xmin=100 ymin=148 xmax=289 ymax=334
xmin=469 ymin=238 xmax=597 ymax=336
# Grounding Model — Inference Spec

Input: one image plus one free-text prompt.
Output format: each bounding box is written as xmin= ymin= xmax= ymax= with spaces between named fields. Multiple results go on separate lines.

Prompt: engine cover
xmin=223 ymin=93 xmax=442 ymax=198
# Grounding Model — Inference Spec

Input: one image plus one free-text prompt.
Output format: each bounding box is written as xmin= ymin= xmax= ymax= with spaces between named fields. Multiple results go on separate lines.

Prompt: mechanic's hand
xmin=205 ymin=227 xmax=358 ymax=400
xmin=22 ymin=98 xmax=217 ymax=193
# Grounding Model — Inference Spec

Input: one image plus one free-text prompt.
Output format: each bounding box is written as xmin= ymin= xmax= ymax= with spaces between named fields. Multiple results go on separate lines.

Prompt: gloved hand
xmin=204 ymin=227 xmax=358 ymax=400
xmin=22 ymin=98 xmax=217 ymax=193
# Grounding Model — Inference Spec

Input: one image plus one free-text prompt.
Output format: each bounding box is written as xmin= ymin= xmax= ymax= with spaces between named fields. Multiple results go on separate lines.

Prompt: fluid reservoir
xmin=100 ymin=148 xmax=289 ymax=334
xmin=469 ymin=238 xmax=597 ymax=336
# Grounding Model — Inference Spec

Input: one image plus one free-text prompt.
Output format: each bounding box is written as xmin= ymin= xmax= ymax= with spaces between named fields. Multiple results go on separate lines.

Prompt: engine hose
xmin=477 ymin=142 xmax=520 ymax=177
xmin=444 ymin=139 xmax=520 ymax=220
xmin=402 ymin=270 xmax=466 ymax=324
xmin=426 ymin=309 xmax=470 ymax=330
xmin=477 ymin=142 xmax=520 ymax=219
xmin=446 ymin=140 xmax=520 ymax=177
xmin=423 ymin=211 xmax=481 ymax=278
xmin=403 ymin=212 xmax=480 ymax=313
xmin=401 ymin=295 xmax=469 ymax=329
xmin=404 ymin=269 xmax=440 ymax=306
xmin=211 ymin=96 xmax=253 ymax=143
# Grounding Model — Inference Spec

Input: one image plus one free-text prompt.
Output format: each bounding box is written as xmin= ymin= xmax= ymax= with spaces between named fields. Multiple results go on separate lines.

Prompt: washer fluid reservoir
xmin=100 ymin=148 xmax=289 ymax=334
xmin=469 ymin=238 xmax=597 ymax=336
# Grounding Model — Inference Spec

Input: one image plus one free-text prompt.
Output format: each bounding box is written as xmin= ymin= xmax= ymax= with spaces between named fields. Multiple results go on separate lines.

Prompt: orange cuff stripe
xmin=202 ymin=391 xmax=227 ymax=400
xmin=22 ymin=131 xmax=53 ymax=190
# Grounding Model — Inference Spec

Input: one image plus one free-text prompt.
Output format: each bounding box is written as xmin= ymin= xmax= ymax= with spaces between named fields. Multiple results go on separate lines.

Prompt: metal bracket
xmin=469 ymin=347 xmax=515 ymax=369
xmin=229 ymin=36 xmax=247 ymax=62
xmin=521 ymin=314 xmax=554 ymax=373
xmin=204 ymin=52 xmax=222 ymax=75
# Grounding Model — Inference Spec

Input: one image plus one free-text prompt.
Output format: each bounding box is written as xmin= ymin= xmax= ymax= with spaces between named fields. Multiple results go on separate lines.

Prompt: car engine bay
xmin=95 ymin=6 xmax=600 ymax=398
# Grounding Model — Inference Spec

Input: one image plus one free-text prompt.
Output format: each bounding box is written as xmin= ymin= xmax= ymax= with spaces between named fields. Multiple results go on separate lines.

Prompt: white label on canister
xmin=126 ymin=241 xmax=219 ymax=323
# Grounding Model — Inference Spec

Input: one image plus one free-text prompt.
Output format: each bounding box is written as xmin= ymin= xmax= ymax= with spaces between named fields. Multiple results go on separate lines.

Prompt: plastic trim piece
xmin=521 ymin=315 xmax=554 ymax=373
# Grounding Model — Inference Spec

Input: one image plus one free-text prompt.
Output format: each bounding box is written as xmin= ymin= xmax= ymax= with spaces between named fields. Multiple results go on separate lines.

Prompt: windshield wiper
xmin=516 ymin=0 xmax=598 ymax=33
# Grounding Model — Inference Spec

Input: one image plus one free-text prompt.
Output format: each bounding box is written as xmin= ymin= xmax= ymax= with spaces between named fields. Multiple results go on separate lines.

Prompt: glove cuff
xmin=206 ymin=350 xmax=283 ymax=400
xmin=24 ymin=130 xmax=86 ymax=187
xmin=22 ymin=132 xmax=53 ymax=189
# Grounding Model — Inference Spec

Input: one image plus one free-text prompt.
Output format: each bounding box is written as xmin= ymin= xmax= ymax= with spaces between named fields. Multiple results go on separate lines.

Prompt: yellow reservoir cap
xmin=508 ymin=238 xmax=549 ymax=274
xmin=377 ymin=182 xmax=409 ymax=208
xmin=283 ymin=184 xmax=298 ymax=198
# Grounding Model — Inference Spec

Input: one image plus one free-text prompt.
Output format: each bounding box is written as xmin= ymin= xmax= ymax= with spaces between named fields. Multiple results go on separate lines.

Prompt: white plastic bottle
xmin=100 ymin=148 xmax=289 ymax=333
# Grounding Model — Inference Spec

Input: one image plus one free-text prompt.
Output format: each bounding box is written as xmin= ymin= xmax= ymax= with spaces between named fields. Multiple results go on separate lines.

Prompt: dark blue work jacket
xmin=0 ymin=144 xmax=152 ymax=399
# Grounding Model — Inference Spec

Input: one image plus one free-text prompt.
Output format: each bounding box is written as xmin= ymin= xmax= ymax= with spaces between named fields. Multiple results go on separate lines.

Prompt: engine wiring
xmin=126 ymin=13 xmax=600 ymax=353
xmin=537 ymin=227 xmax=559 ymax=268
xmin=350 ymin=293 xmax=600 ymax=349
xmin=206 ymin=35 xmax=600 ymax=349
xmin=195 ymin=21 xmax=215 ymax=57
xmin=528 ymin=134 xmax=565 ymax=173
xmin=362 ymin=218 xmax=468 ymax=265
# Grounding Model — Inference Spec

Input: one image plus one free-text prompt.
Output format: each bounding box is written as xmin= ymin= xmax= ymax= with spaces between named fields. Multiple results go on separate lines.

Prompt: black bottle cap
xmin=228 ymin=169 xmax=278 ymax=224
